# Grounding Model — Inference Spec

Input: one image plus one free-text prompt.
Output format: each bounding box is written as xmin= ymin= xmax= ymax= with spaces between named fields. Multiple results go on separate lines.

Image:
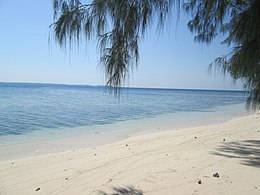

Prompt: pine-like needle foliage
xmin=184 ymin=0 xmax=260 ymax=109
xmin=51 ymin=0 xmax=174 ymax=93
xmin=52 ymin=0 xmax=260 ymax=109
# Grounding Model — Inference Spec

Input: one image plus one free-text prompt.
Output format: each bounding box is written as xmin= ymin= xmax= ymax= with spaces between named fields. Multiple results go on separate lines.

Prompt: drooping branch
xmin=51 ymin=0 xmax=260 ymax=109
xmin=51 ymin=0 xmax=174 ymax=93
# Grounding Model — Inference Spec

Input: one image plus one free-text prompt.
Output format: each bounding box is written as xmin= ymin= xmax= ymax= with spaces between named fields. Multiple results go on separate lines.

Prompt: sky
xmin=0 ymin=0 xmax=244 ymax=90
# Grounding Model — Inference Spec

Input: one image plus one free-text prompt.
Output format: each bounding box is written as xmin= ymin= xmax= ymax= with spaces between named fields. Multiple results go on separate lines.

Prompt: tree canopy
xmin=51 ymin=0 xmax=260 ymax=109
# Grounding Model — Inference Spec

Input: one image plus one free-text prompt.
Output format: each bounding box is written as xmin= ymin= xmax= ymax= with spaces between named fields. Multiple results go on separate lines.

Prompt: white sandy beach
xmin=0 ymin=114 xmax=260 ymax=195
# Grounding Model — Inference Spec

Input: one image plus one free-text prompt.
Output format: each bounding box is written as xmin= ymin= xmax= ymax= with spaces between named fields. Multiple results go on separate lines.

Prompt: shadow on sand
xmin=212 ymin=139 xmax=260 ymax=168
xmin=99 ymin=186 xmax=143 ymax=195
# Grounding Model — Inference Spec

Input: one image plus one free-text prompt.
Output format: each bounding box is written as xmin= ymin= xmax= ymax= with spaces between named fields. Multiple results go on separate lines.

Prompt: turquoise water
xmin=0 ymin=82 xmax=249 ymax=160
xmin=0 ymin=82 xmax=247 ymax=137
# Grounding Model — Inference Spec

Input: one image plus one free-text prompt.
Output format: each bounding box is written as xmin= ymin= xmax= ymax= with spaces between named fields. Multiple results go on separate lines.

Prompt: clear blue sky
xmin=0 ymin=0 xmax=243 ymax=90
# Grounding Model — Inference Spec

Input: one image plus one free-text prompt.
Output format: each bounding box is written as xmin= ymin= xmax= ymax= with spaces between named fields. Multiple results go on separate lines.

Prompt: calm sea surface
xmin=0 ymin=82 xmax=247 ymax=136
xmin=0 ymin=82 xmax=249 ymax=160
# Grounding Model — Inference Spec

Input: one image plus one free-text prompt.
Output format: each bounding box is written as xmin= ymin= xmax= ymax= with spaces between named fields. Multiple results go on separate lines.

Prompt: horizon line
xmin=0 ymin=81 xmax=247 ymax=92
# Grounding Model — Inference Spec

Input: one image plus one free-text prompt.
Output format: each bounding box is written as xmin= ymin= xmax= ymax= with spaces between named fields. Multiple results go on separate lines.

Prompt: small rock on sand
xmin=198 ymin=180 xmax=202 ymax=184
xmin=213 ymin=172 xmax=220 ymax=178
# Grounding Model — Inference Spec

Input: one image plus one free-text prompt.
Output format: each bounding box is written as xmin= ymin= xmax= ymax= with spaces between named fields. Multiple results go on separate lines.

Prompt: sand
xmin=0 ymin=114 xmax=260 ymax=195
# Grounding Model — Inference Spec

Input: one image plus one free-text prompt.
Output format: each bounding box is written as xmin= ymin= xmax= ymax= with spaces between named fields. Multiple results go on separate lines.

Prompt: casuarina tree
xmin=51 ymin=0 xmax=260 ymax=109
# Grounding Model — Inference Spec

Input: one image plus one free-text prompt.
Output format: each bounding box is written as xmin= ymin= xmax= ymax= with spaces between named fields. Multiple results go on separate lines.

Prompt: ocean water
xmin=0 ymin=82 xmax=249 ymax=160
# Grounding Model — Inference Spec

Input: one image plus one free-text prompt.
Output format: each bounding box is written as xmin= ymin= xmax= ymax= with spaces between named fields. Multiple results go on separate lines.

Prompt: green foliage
xmin=51 ymin=0 xmax=260 ymax=109
xmin=185 ymin=0 xmax=260 ymax=109
xmin=51 ymin=0 xmax=175 ymax=94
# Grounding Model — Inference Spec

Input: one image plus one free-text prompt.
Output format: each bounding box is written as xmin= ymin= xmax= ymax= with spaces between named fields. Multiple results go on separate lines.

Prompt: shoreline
xmin=0 ymin=113 xmax=259 ymax=194
xmin=0 ymin=103 xmax=251 ymax=162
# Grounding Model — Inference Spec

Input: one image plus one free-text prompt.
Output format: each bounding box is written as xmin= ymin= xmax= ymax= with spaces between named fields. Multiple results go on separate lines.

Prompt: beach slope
xmin=0 ymin=114 xmax=260 ymax=195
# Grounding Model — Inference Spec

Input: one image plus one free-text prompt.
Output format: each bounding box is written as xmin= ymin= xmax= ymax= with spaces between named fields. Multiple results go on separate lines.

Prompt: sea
xmin=0 ymin=82 xmax=250 ymax=161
